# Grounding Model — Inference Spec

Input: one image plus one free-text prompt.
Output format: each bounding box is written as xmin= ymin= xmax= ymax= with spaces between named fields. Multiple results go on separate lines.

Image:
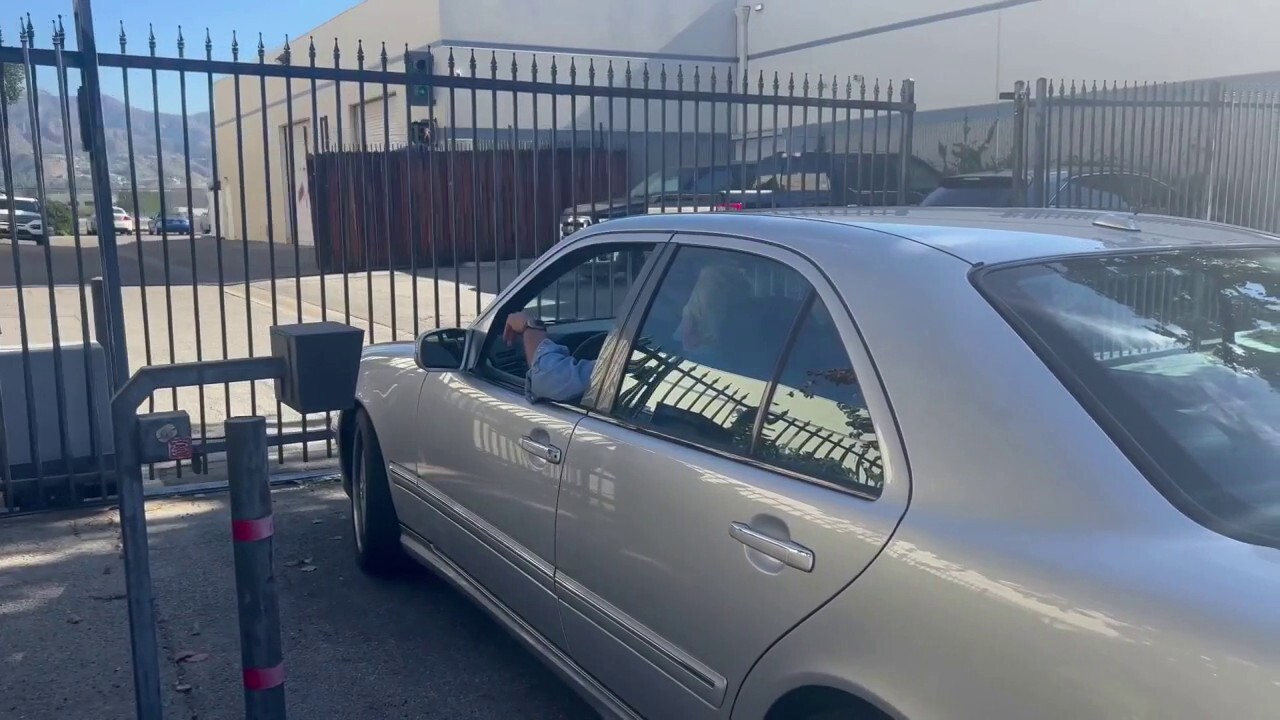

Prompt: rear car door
xmin=555 ymin=236 xmax=910 ymax=719
xmin=407 ymin=234 xmax=666 ymax=650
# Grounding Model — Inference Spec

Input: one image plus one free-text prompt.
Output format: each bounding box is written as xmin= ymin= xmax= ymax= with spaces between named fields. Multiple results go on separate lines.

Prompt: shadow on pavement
xmin=0 ymin=482 xmax=595 ymax=720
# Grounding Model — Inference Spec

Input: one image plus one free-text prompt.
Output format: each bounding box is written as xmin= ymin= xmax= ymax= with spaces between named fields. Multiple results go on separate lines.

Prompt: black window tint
xmin=755 ymin=298 xmax=884 ymax=496
xmin=981 ymin=249 xmax=1280 ymax=545
xmin=613 ymin=247 xmax=807 ymax=456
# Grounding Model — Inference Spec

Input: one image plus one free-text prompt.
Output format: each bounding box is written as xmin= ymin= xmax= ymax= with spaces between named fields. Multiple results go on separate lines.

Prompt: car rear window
xmin=979 ymin=248 xmax=1280 ymax=545
xmin=920 ymin=176 xmax=1015 ymax=207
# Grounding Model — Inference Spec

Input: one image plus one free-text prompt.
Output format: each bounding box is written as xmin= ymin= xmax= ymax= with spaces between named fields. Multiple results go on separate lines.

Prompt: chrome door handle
xmin=519 ymin=436 xmax=562 ymax=464
xmin=729 ymin=522 xmax=814 ymax=572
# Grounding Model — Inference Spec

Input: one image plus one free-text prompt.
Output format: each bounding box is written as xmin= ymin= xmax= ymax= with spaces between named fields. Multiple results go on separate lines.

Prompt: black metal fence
xmin=0 ymin=14 xmax=915 ymax=513
xmin=1008 ymin=77 xmax=1280 ymax=233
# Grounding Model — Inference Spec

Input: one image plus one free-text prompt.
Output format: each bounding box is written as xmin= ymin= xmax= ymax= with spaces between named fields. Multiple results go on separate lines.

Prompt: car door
xmin=555 ymin=236 xmax=910 ymax=719
xmin=406 ymin=233 xmax=666 ymax=651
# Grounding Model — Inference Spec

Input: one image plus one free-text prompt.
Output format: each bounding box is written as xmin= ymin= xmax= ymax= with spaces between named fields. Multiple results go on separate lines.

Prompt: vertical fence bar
xmin=232 ymin=34 xmax=261 ymax=422
xmin=1051 ymin=80 xmax=1064 ymax=207
xmin=529 ymin=54 xmax=541 ymax=262
xmin=1030 ymin=78 xmax=1048 ymax=207
xmin=0 ymin=28 xmax=43 ymax=502
xmin=469 ymin=51 xmax=481 ymax=313
xmin=447 ymin=49 xmax=461 ymax=326
xmin=510 ymin=54 xmax=522 ymax=274
xmin=53 ymin=19 xmax=107 ymax=493
xmin=72 ymin=1 xmax=130 ymax=396
xmin=21 ymin=22 xmax=74 ymax=493
xmin=356 ymin=41 xmax=374 ymax=341
xmin=175 ymin=28 xmax=209 ymax=458
xmin=427 ymin=47 xmax=442 ymax=330
xmin=491 ymin=52 xmax=501 ymax=290
xmin=898 ymin=80 xmax=915 ymax=206
xmin=381 ymin=44 xmax=396 ymax=340
xmin=407 ymin=45 xmax=421 ymax=336
xmin=226 ymin=416 xmax=287 ymax=720
xmin=207 ymin=30 xmax=233 ymax=429
xmin=282 ymin=39 xmax=309 ymax=462
xmin=334 ymin=39 xmax=353 ymax=326
xmin=148 ymin=27 xmax=182 ymax=460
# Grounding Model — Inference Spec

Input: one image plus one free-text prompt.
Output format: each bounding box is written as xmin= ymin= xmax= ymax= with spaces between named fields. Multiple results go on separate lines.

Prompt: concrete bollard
xmin=226 ymin=416 xmax=287 ymax=720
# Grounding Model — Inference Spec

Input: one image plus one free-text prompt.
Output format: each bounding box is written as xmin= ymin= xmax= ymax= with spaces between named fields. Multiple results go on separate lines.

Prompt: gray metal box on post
xmin=269 ymin=322 xmax=364 ymax=414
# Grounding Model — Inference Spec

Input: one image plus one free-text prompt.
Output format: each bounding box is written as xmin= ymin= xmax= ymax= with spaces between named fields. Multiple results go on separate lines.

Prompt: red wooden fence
xmin=308 ymin=145 xmax=629 ymax=273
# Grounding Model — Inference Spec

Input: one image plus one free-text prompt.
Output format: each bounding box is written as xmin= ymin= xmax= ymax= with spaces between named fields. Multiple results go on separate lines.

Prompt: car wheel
xmin=350 ymin=409 xmax=404 ymax=575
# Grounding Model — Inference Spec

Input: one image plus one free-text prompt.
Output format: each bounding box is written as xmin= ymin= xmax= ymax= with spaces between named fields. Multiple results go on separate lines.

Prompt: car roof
xmin=579 ymin=207 xmax=1280 ymax=265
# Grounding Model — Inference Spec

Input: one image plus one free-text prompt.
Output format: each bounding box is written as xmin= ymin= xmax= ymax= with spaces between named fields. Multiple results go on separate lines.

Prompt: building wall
xmin=215 ymin=0 xmax=1280 ymax=243
xmin=212 ymin=0 xmax=444 ymax=243
xmin=747 ymin=0 xmax=1280 ymax=111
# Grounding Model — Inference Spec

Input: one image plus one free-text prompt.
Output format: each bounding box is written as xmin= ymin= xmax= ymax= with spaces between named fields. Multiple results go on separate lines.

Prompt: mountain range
xmin=2 ymin=89 xmax=212 ymax=191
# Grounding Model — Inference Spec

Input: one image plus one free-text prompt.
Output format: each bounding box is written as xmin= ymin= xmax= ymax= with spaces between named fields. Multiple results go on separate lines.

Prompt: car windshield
xmin=3 ymin=198 xmax=40 ymax=214
xmin=981 ymin=248 xmax=1280 ymax=544
xmin=920 ymin=176 xmax=1015 ymax=207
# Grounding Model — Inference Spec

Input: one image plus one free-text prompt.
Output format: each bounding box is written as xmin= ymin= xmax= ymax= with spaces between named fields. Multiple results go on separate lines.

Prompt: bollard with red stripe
xmin=226 ymin=416 xmax=287 ymax=720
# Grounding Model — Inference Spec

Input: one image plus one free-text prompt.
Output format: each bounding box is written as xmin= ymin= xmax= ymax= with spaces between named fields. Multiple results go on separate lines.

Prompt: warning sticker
xmin=168 ymin=438 xmax=194 ymax=460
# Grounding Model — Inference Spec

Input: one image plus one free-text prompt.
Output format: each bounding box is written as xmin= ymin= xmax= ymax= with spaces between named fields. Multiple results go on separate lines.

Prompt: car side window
xmin=480 ymin=242 xmax=655 ymax=383
xmin=754 ymin=297 xmax=885 ymax=496
xmin=612 ymin=246 xmax=808 ymax=456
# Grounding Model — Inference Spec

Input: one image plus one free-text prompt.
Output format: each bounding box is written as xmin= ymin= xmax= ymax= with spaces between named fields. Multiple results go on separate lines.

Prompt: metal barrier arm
xmin=110 ymin=356 xmax=286 ymax=720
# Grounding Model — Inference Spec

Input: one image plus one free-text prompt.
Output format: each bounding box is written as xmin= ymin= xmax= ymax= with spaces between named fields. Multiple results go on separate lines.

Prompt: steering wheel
xmin=573 ymin=331 xmax=610 ymax=362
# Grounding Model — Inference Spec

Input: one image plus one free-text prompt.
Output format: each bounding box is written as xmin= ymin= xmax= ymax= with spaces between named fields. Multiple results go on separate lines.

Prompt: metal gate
xmin=0 ymin=8 xmax=917 ymax=513
xmin=1007 ymin=77 xmax=1280 ymax=233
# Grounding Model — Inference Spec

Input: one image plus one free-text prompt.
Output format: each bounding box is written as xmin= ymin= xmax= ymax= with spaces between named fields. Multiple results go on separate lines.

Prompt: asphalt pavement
xmin=0 ymin=480 xmax=596 ymax=720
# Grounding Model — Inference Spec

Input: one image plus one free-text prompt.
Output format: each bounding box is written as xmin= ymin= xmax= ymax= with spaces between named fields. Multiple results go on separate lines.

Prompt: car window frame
xmin=464 ymin=231 xmax=672 ymax=404
xmin=587 ymin=231 xmax=903 ymax=501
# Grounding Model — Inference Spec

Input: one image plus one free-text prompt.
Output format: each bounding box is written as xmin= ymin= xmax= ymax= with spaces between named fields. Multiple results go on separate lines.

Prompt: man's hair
xmin=682 ymin=264 xmax=750 ymax=344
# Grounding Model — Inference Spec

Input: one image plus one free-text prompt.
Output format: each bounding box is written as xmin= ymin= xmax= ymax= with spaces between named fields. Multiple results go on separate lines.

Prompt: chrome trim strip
xmin=387 ymin=461 xmax=417 ymax=488
xmin=556 ymin=573 xmax=726 ymax=704
xmin=396 ymin=464 xmax=555 ymax=583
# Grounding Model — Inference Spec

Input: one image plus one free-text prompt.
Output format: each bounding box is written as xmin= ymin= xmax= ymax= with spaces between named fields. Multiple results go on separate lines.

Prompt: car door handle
xmin=519 ymin=436 xmax=562 ymax=464
xmin=729 ymin=522 xmax=815 ymax=573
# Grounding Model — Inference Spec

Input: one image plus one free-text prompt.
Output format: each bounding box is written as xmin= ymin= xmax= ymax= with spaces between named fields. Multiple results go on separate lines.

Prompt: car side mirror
xmin=415 ymin=328 xmax=471 ymax=371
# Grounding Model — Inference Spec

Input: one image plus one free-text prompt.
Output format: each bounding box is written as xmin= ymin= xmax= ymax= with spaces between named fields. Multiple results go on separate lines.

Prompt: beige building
xmin=214 ymin=0 xmax=1280 ymax=244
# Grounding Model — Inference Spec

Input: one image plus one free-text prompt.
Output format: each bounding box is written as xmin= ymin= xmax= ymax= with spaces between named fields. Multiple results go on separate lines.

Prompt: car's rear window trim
xmin=970 ymin=245 xmax=1280 ymax=549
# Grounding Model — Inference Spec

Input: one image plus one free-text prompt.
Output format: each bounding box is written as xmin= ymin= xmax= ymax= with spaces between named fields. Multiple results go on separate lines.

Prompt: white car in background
xmin=0 ymin=195 xmax=46 ymax=244
xmin=88 ymin=206 xmax=135 ymax=235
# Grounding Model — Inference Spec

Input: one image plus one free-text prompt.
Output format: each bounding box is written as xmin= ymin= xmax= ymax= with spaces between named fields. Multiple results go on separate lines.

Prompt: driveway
xmin=0 ymin=480 xmax=596 ymax=719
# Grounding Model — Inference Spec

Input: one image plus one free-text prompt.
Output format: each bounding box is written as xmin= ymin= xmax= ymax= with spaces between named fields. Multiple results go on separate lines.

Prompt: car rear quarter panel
xmin=735 ymin=232 xmax=1280 ymax=719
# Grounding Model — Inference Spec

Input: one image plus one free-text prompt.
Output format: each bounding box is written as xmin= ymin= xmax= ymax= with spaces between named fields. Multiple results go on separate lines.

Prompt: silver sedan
xmin=339 ymin=208 xmax=1280 ymax=719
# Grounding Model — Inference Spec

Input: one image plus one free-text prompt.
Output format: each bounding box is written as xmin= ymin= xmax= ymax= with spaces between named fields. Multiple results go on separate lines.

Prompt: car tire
xmin=350 ymin=409 xmax=404 ymax=575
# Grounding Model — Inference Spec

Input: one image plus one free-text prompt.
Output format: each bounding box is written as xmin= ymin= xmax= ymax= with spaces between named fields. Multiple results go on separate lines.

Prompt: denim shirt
xmin=526 ymin=339 xmax=595 ymax=402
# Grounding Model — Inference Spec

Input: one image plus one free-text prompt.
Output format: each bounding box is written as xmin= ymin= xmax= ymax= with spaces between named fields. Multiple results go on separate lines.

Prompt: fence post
xmin=897 ymin=79 xmax=915 ymax=205
xmin=1030 ymin=77 xmax=1049 ymax=208
xmin=1009 ymin=80 xmax=1029 ymax=207
xmin=226 ymin=416 xmax=287 ymax=720
xmin=71 ymin=0 xmax=129 ymax=391
xmin=88 ymin=277 xmax=118 ymax=392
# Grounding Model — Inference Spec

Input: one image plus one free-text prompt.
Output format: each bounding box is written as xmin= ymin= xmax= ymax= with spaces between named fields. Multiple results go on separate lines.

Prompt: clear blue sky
xmin=5 ymin=0 xmax=358 ymax=113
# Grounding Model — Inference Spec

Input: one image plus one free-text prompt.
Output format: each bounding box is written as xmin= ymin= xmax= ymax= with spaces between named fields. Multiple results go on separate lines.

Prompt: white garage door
xmin=350 ymin=92 xmax=405 ymax=148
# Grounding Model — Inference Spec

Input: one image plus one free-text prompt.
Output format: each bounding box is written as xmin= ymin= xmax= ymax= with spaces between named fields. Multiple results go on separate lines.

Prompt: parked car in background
xmin=560 ymin=152 xmax=942 ymax=239
xmin=341 ymin=207 xmax=1280 ymax=720
xmin=716 ymin=151 xmax=941 ymax=211
xmin=148 ymin=215 xmax=191 ymax=235
xmin=921 ymin=168 xmax=1181 ymax=212
xmin=88 ymin=206 xmax=135 ymax=235
xmin=0 ymin=194 xmax=46 ymax=244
